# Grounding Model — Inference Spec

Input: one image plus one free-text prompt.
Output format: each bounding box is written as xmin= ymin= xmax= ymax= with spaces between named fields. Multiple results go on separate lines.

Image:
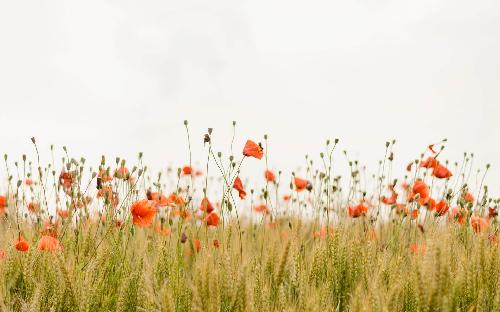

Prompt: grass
xmin=0 ymin=126 xmax=498 ymax=311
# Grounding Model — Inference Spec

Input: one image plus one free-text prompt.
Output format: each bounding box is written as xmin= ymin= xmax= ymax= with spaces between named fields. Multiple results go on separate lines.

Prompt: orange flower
xmin=394 ymin=204 xmax=409 ymax=216
xmin=406 ymin=162 xmax=413 ymax=172
xmin=130 ymin=200 xmax=157 ymax=227
xmin=435 ymin=200 xmax=450 ymax=216
xmin=450 ymin=207 xmax=467 ymax=225
xmin=147 ymin=191 xmax=170 ymax=207
xmin=412 ymin=180 xmax=429 ymax=200
xmin=233 ymin=176 xmax=247 ymax=199
xmin=243 ymin=140 xmax=263 ymax=160
xmin=182 ymin=166 xmax=192 ymax=175
xmin=462 ymin=192 xmax=474 ymax=204
xmin=348 ymin=203 xmax=368 ymax=218
xmin=411 ymin=209 xmax=419 ymax=220
xmin=409 ymin=243 xmax=426 ymax=255
xmin=168 ymin=193 xmax=186 ymax=207
xmin=25 ymin=178 xmax=33 ymax=186
xmin=15 ymin=237 xmax=30 ymax=252
xmin=488 ymin=207 xmax=498 ymax=219
xmin=313 ymin=226 xmax=334 ymax=238
xmin=283 ymin=194 xmax=291 ymax=201
xmin=98 ymin=169 xmax=113 ymax=182
xmin=213 ymin=239 xmax=220 ymax=248
xmin=381 ymin=184 xmax=398 ymax=205
xmin=155 ymin=224 xmax=172 ymax=236
xmin=0 ymin=195 xmax=6 ymax=215
xmin=206 ymin=212 xmax=219 ymax=227
xmin=420 ymin=157 xmax=438 ymax=169
xmin=255 ymin=204 xmax=270 ymax=214
xmin=194 ymin=239 xmax=202 ymax=253
xmin=428 ymin=144 xmax=437 ymax=154
xmin=59 ymin=171 xmax=73 ymax=189
xmin=294 ymin=177 xmax=311 ymax=192
xmin=471 ymin=216 xmax=489 ymax=233
xmin=0 ymin=250 xmax=5 ymax=260
xmin=27 ymin=201 xmax=40 ymax=213
xmin=115 ymin=166 xmax=129 ymax=180
xmin=432 ymin=164 xmax=452 ymax=179
xmin=57 ymin=209 xmax=69 ymax=219
xmin=37 ymin=235 xmax=62 ymax=252
xmin=200 ymin=198 xmax=214 ymax=213
xmin=265 ymin=170 xmax=276 ymax=183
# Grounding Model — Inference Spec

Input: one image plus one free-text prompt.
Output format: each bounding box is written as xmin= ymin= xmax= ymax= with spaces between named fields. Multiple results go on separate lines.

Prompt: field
xmin=0 ymin=127 xmax=498 ymax=312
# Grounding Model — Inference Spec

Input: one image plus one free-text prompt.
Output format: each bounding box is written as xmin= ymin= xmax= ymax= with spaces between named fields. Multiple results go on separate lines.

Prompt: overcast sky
xmin=1 ymin=0 xmax=499 ymax=194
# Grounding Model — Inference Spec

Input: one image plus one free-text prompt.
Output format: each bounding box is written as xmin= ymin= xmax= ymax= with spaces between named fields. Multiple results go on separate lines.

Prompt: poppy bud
xmin=208 ymin=128 xmax=213 ymax=135
xmin=31 ymin=137 xmax=36 ymax=144
xmin=204 ymin=134 xmax=211 ymax=144
xmin=181 ymin=233 xmax=187 ymax=243
xmin=184 ymin=120 xmax=188 ymax=126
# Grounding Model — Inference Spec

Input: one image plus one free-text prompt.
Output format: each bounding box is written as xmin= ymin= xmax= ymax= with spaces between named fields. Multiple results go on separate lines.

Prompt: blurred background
xmin=1 ymin=0 xmax=499 ymax=194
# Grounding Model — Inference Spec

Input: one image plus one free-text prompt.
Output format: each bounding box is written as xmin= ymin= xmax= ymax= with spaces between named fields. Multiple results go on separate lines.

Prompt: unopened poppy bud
xmin=181 ymin=233 xmax=187 ymax=243
xmin=326 ymin=139 xmax=330 ymax=146
xmin=232 ymin=121 xmax=236 ymax=126
xmin=204 ymin=134 xmax=210 ymax=144
xmin=17 ymin=180 xmax=22 ymax=187
xmin=138 ymin=152 xmax=143 ymax=159
xmin=63 ymin=146 xmax=67 ymax=152
xmin=334 ymin=138 xmax=339 ymax=144
xmin=217 ymin=152 xmax=222 ymax=158
xmin=486 ymin=164 xmax=491 ymax=169
xmin=31 ymin=137 xmax=36 ymax=144
xmin=3 ymin=154 xmax=7 ymax=161
xmin=320 ymin=152 xmax=324 ymax=158
xmin=264 ymin=134 xmax=268 ymax=140
xmin=385 ymin=141 xmax=390 ymax=148
xmin=184 ymin=120 xmax=188 ymax=125
xmin=208 ymin=128 xmax=213 ymax=135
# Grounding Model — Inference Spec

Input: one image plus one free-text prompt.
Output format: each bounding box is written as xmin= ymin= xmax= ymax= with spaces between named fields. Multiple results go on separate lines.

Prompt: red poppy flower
xmin=206 ymin=212 xmax=219 ymax=227
xmin=213 ymin=239 xmax=220 ymax=248
xmin=15 ymin=237 xmax=30 ymax=252
xmin=0 ymin=195 xmax=6 ymax=215
xmin=412 ymin=180 xmax=429 ymax=200
xmin=200 ymin=198 xmax=214 ymax=213
xmin=348 ymin=203 xmax=368 ymax=218
xmin=243 ymin=140 xmax=263 ymax=160
xmin=182 ymin=166 xmax=192 ymax=175
xmin=420 ymin=157 xmax=438 ymax=169
xmin=57 ymin=209 xmax=69 ymax=219
xmin=265 ymin=170 xmax=276 ymax=183
xmin=381 ymin=185 xmax=398 ymax=205
xmin=233 ymin=176 xmax=247 ymax=199
xmin=294 ymin=177 xmax=311 ymax=192
xmin=463 ymin=192 xmax=474 ymax=204
xmin=115 ymin=166 xmax=129 ymax=180
xmin=409 ymin=243 xmax=426 ymax=255
xmin=37 ymin=235 xmax=62 ymax=252
xmin=194 ymin=239 xmax=202 ymax=253
xmin=27 ymin=201 xmax=40 ymax=213
xmin=255 ymin=204 xmax=270 ymax=214
xmin=130 ymin=200 xmax=157 ymax=227
xmin=432 ymin=164 xmax=452 ymax=179
xmin=435 ymin=200 xmax=450 ymax=216
xmin=471 ymin=216 xmax=489 ymax=233
xmin=98 ymin=169 xmax=113 ymax=182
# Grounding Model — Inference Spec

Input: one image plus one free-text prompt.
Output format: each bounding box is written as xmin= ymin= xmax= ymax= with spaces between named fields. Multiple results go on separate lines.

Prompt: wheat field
xmin=0 ymin=126 xmax=498 ymax=311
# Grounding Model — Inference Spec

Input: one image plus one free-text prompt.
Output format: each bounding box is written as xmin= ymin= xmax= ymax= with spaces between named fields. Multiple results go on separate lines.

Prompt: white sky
xmin=1 ymin=0 xmax=499 ymax=194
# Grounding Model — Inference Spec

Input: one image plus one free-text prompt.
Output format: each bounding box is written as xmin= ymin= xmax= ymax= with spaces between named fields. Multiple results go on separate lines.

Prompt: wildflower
xmin=25 ymin=178 xmax=33 ymax=186
xmin=233 ymin=176 xmax=247 ymax=199
xmin=313 ymin=226 xmax=334 ymax=238
xmin=255 ymin=204 xmax=270 ymax=214
xmin=194 ymin=239 xmax=202 ymax=253
xmin=265 ymin=170 xmax=276 ymax=183
xmin=411 ymin=209 xmax=419 ymax=220
xmin=381 ymin=184 xmax=398 ymax=205
xmin=155 ymin=224 xmax=171 ymax=236
xmin=206 ymin=212 xmax=219 ymax=227
xmin=420 ymin=157 xmax=438 ymax=169
xmin=168 ymin=193 xmax=186 ymax=207
xmin=37 ymin=235 xmax=62 ymax=252
xmin=213 ymin=239 xmax=220 ymax=248
xmin=0 ymin=250 xmax=5 ymax=260
xmin=98 ymin=169 xmax=113 ymax=182
xmin=435 ymin=200 xmax=450 ymax=216
xmin=0 ymin=195 xmax=7 ymax=214
xmin=348 ymin=203 xmax=368 ymax=218
xmin=200 ymin=198 xmax=214 ymax=213
xmin=471 ymin=216 xmax=489 ymax=233
xmin=115 ymin=166 xmax=129 ymax=180
xmin=450 ymin=208 xmax=467 ymax=225
xmin=27 ymin=201 xmax=40 ymax=213
xmin=130 ymin=200 xmax=157 ymax=227
xmin=182 ymin=166 xmax=192 ymax=175
xmin=147 ymin=191 xmax=169 ymax=207
xmin=462 ymin=192 xmax=474 ymax=204
xmin=15 ymin=237 xmax=30 ymax=252
xmin=59 ymin=171 xmax=73 ymax=189
xmin=294 ymin=177 xmax=312 ymax=192
xmin=283 ymin=194 xmax=291 ymax=201
xmin=432 ymin=164 xmax=452 ymax=179
xmin=243 ymin=140 xmax=263 ymax=160
xmin=488 ymin=207 xmax=498 ymax=219
xmin=412 ymin=179 xmax=429 ymax=201
xmin=57 ymin=209 xmax=69 ymax=219
xmin=409 ymin=243 xmax=426 ymax=255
